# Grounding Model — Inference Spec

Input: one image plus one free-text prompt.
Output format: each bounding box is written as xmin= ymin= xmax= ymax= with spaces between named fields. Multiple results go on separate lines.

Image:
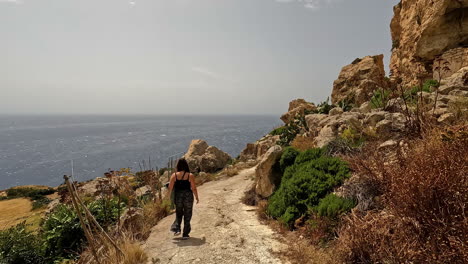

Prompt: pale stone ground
xmin=143 ymin=167 xmax=287 ymax=264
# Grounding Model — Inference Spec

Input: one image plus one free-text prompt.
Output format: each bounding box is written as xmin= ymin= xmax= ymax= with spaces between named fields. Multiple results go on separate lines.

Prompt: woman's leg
xmin=182 ymin=191 xmax=194 ymax=237
xmin=170 ymin=192 xmax=184 ymax=232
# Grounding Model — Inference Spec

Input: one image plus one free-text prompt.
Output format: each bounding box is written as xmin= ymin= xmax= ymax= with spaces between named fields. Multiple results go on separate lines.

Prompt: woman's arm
xmin=167 ymin=173 xmax=176 ymax=198
xmin=189 ymin=174 xmax=199 ymax=204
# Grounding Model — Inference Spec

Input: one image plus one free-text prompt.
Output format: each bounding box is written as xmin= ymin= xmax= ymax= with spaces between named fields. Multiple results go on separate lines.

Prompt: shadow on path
xmin=172 ymin=236 xmax=206 ymax=247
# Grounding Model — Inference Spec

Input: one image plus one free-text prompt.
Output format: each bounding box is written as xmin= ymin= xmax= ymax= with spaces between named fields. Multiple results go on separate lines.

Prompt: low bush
xmin=294 ymin=148 xmax=325 ymax=165
xmin=370 ymin=89 xmax=391 ymax=109
xmin=337 ymin=98 xmax=353 ymax=112
xmin=88 ymin=197 xmax=126 ymax=228
xmin=42 ymin=204 xmax=84 ymax=260
xmin=316 ymin=98 xmax=334 ymax=115
xmin=324 ymin=138 xmax=361 ymax=156
xmin=422 ymin=79 xmax=438 ymax=92
xmin=0 ymin=223 xmax=46 ymax=264
xmin=269 ymin=126 xmax=288 ymax=136
xmin=278 ymin=121 xmax=303 ymax=147
xmin=279 ymin=147 xmax=300 ymax=172
xmin=31 ymin=197 xmax=51 ymax=210
xmin=268 ymin=148 xmax=350 ymax=227
xmin=6 ymin=187 xmax=54 ymax=200
xmin=140 ymin=199 xmax=171 ymax=239
xmin=338 ymin=127 xmax=468 ymax=263
xmin=314 ymin=194 xmax=355 ymax=219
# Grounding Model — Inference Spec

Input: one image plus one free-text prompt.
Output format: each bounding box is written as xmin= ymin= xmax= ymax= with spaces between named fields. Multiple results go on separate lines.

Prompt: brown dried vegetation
xmin=337 ymin=126 xmax=468 ymax=263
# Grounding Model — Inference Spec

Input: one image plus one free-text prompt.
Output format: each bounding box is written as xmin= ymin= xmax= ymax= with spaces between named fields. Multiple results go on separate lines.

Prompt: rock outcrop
xmin=280 ymin=99 xmax=316 ymax=123
xmin=184 ymin=140 xmax=231 ymax=173
xmin=306 ymin=111 xmax=404 ymax=147
xmin=390 ymin=0 xmax=468 ymax=86
xmin=239 ymin=134 xmax=279 ymax=162
xmin=331 ymin=55 xmax=388 ymax=106
xmin=255 ymin=145 xmax=283 ymax=198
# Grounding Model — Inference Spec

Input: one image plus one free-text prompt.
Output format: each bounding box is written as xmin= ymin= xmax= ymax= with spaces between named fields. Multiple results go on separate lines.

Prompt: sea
xmin=0 ymin=115 xmax=279 ymax=190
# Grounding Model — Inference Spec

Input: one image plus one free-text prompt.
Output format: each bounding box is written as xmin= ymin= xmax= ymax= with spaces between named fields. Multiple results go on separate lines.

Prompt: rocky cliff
xmin=390 ymin=0 xmax=468 ymax=86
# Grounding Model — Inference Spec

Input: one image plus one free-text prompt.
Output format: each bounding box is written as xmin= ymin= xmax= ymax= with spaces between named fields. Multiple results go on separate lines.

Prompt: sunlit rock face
xmin=390 ymin=0 xmax=468 ymax=86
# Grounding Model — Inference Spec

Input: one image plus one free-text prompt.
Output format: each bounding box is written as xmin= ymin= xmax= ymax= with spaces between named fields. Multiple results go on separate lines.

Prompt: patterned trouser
xmin=170 ymin=190 xmax=194 ymax=236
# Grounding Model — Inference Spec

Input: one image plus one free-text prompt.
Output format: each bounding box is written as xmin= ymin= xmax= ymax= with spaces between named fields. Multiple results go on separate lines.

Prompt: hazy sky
xmin=1 ymin=0 xmax=398 ymax=115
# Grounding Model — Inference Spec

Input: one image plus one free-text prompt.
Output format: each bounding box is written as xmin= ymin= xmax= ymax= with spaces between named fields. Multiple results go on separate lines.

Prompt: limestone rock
xmin=184 ymin=140 xmax=231 ymax=173
xmin=378 ymin=140 xmax=398 ymax=150
xmin=305 ymin=114 xmax=328 ymax=136
xmin=185 ymin=139 xmax=209 ymax=157
xmin=255 ymin=145 xmax=283 ymax=198
xmin=364 ymin=111 xmax=386 ymax=127
xmin=315 ymin=126 xmax=336 ymax=148
xmin=239 ymin=135 xmax=279 ymax=162
xmin=359 ymin=102 xmax=372 ymax=113
xmin=329 ymin=107 xmax=344 ymax=116
xmin=439 ymin=67 xmax=468 ymax=95
xmin=331 ymin=55 xmax=387 ymax=106
xmin=280 ymin=99 xmax=316 ymax=124
xmin=135 ymin=185 xmax=151 ymax=198
xmin=390 ymin=1 xmax=468 ymax=86
xmin=438 ymin=113 xmax=456 ymax=124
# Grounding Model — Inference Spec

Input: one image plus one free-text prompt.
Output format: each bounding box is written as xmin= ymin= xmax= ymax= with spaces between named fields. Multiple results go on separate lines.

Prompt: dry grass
xmin=241 ymin=184 xmax=259 ymax=206
xmin=79 ymin=235 xmax=148 ymax=264
xmin=139 ymin=199 xmax=171 ymax=239
xmin=103 ymin=236 xmax=148 ymax=264
xmin=280 ymin=237 xmax=339 ymax=264
xmin=0 ymin=198 xmax=34 ymax=230
xmin=291 ymin=135 xmax=316 ymax=151
xmin=337 ymin=126 xmax=468 ymax=263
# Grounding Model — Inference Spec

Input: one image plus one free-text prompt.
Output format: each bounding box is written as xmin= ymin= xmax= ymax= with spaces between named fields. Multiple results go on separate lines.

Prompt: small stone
xmin=378 ymin=140 xmax=398 ymax=150
xmin=329 ymin=107 xmax=344 ymax=116
xmin=437 ymin=113 xmax=455 ymax=124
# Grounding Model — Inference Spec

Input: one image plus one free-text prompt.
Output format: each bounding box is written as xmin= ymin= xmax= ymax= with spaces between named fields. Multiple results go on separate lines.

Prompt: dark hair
xmin=176 ymin=158 xmax=190 ymax=173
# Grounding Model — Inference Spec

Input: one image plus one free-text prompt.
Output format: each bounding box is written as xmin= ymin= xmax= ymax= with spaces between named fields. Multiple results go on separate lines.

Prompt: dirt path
xmin=143 ymin=167 xmax=286 ymax=264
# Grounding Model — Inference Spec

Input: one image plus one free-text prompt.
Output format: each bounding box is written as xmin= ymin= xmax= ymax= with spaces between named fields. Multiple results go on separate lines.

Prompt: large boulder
xmin=184 ymin=140 xmax=231 ymax=173
xmin=331 ymin=55 xmax=388 ymax=106
xmin=255 ymin=145 xmax=283 ymax=198
xmin=390 ymin=0 xmax=468 ymax=86
xmin=438 ymin=67 xmax=468 ymax=95
xmin=280 ymin=99 xmax=316 ymax=124
xmin=239 ymin=135 xmax=279 ymax=162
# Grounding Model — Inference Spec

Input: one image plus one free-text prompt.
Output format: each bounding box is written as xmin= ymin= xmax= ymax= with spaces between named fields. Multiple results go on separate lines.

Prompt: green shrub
xmin=6 ymin=187 xmax=54 ymax=200
xmin=279 ymin=147 xmax=300 ymax=172
xmin=0 ymin=223 xmax=46 ymax=264
xmin=269 ymin=126 xmax=288 ymax=136
xmin=31 ymin=197 xmax=51 ymax=210
xmin=316 ymin=98 xmax=334 ymax=114
xmin=278 ymin=123 xmax=301 ymax=147
xmin=324 ymin=138 xmax=361 ymax=156
xmin=294 ymin=148 xmax=325 ymax=165
xmin=423 ymin=79 xmax=438 ymax=92
xmin=42 ymin=205 xmax=84 ymax=259
xmin=337 ymin=98 xmax=353 ymax=112
xmin=370 ymin=89 xmax=391 ymax=109
xmin=88 ymin=197 xmax=126 ymax=228
xmin=268 ymin=149 xmax=350 ymax=226
xmin=314 ymin=193 xmax=356 ymax=219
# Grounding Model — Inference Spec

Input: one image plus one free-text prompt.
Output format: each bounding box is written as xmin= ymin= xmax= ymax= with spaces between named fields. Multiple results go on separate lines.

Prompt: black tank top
xmin=174 ymin=172 xmax=191 ymax=191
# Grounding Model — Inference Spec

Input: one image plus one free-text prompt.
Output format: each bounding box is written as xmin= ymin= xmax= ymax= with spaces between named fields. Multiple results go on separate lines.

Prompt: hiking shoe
xmin=174 ymin=231 xmax=181 ymax=236
xmin=181 ymin=235 xmax=190 ymax=240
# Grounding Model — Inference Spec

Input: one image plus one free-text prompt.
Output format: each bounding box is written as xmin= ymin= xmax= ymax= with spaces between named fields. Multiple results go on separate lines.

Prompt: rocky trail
xmin=143 ymin=167 xmax=286 ymax=264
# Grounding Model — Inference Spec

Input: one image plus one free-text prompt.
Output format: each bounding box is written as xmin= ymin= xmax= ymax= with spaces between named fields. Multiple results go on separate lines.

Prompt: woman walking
xmin=168 ymin=158 xmax=199 ymax=239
